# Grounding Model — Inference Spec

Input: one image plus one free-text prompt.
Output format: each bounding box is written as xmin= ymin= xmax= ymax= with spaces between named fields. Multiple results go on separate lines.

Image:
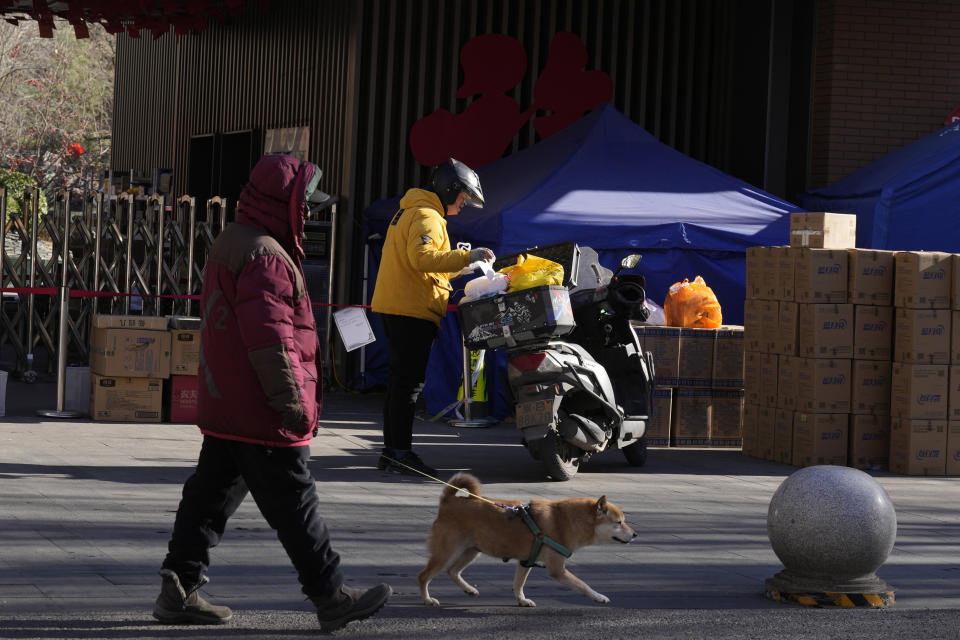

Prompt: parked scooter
xmin=459 ymin=243 xmax=655 ymax=480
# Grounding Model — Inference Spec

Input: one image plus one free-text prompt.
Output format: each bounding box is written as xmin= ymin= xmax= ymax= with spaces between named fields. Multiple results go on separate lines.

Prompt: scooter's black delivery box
xmin=458 ymin=285 xmax=575 ymax=350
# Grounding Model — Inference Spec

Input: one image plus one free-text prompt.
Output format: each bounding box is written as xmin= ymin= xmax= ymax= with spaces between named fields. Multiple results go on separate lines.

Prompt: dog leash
xmin=378 ymin=453 xmax=573 ymax=566
xmin=378 ymin=454 xmax=503 ymax=508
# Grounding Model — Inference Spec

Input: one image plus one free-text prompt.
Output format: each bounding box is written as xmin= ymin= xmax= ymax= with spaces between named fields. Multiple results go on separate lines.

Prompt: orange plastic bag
xmin=663 ymin=276 xmax=723 ymax=328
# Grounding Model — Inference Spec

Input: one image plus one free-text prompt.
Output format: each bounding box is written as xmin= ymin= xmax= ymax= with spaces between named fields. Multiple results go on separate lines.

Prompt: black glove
xmin=469 ymin=247 xmax=495 ymax=262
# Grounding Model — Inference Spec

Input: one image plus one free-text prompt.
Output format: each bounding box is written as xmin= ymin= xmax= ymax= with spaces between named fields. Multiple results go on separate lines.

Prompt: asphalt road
xmin=1 ymin=381 xmax=958 ymax=639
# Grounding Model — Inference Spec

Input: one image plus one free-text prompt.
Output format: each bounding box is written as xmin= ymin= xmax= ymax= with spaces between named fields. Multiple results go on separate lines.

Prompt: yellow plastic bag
xmin=498 ymin=253 xmax=564 ymax=292
xmin=664 ymin=276 xmax=723 ymax=328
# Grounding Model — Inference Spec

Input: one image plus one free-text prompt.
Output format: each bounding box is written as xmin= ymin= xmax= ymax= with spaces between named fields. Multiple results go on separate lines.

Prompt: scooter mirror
xmin=621 ymin=254 xmax=642 ymax=269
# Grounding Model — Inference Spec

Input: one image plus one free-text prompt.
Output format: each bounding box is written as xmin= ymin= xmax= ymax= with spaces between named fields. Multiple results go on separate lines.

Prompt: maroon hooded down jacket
xmin=196 ymin=154 xmax=322 ymax=447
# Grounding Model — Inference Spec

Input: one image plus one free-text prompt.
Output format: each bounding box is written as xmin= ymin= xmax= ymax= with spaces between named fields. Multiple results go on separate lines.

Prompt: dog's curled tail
xmin=441 ymin=472 xmax=482 ymax=502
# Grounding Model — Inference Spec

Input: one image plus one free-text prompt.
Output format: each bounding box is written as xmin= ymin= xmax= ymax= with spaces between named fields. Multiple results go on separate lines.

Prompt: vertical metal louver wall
xmin=113 ymin=1 xmax=356 ymax=208
xmin=112 ymin=0 xmax=779 ymax=307
xmin=351 ymin=0 xmax=752 ymax=213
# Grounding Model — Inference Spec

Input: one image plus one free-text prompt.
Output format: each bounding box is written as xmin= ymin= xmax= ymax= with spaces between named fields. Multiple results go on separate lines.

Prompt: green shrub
xmin=0 ymin=168 xmax=48 ymax=223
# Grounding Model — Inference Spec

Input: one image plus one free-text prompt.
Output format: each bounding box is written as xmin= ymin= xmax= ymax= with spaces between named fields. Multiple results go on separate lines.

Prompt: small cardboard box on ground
xmin=64 ymin=366 xmax=90 ymax=415
xmin=793 ymin=412 xmax=848 ymax=467
xmin=849 ymin=414 xmax=890 ymax=471
xmin=891 ymin=363 xmax=949 ymax=420
xmin=796 ymin=357 xmax=851 ymax=413
xmin=773 ymin=408 xmax=794 ymax=464
xmin=710 ymin=389 xmax=744 ymax=447
xmin=167 ymin=375 xmax=199 ymax=424
xmin=636 ymin=326 xmax=681 ymax=387
xmin=797 ymin=303 xmax=853 ymax=358
xmin=889 ymin=419 xmax=948 ymax=476
xmin=894 ymin=251 xmax=952 ymax=309
xmin=848 ymin=249 xmax=895 ymax=305
xmin=647 ymin=387 xmax=672 ymax=447
xmin=90 ymin=315 xmax=171 ymax=379
xmin=947 ymin=422 xmax=960 ymax=475
xmin=854 ymin=305 xmax=894 ymax=361
xmin=712 ymin=326 xmax=744 ymax=388
xmin=90 ymin=374 xmax=163 ymax=422
xmin=794 ymin=248 xmax=848 ymax=304
xmin=168 ymin=316 xmax=202 ymax=376
xmin=789 ymin=212 xmax=857 ymax=249
xmin=850 ymin=360 xmax=891 ymax=415
xmin=741 ymin=404 xmax=759 ymax=456
xmin=893 ymin=308 xmax=951 ymax=364
xmin=672 ymin=388 xmax=712 ymax=446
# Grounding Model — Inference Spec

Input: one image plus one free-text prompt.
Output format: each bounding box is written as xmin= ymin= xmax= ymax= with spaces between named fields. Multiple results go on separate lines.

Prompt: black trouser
xmin=162 ymin=435 xmax=343 ymax=598
xmin=380 ymin=313 xmax=439 ymax=451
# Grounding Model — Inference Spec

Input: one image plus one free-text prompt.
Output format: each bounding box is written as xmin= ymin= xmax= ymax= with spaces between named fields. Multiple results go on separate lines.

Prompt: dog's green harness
xmin=503 ymin=503 xmax=573 ymax=568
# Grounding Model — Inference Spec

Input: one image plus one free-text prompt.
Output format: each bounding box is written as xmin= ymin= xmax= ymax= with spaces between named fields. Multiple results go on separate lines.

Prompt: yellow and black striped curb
xmin=765 ymin=588 xmax=895 ymax=608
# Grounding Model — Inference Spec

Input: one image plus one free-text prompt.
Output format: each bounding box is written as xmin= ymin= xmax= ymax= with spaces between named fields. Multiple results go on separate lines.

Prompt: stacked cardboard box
xmin=889 ymin=251 xmax=952 ymax=475
xmin=634 ymin=324 xmax=745 ymax=448
xmin=744 ymin=213 xmax=959 ymax=476
xmin=166 ymin=316 xmax=201 ymax=424
xmin=89 ymin=315 xmax=170 ymax=422
xmin=743 ymin=213 xmax=857 ymax=467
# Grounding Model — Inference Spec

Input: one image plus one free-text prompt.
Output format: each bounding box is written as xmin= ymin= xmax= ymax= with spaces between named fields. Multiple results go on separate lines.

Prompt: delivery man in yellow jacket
xmin=371 ymin=158 xmax=494 ymax=476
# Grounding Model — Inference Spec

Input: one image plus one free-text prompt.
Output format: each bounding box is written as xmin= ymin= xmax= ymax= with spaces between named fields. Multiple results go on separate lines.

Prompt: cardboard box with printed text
xmin=849 ymin=414 xmax=890 ymax=471
xmin=793 ymin=412 xmax=848 ymax=467
xmin=889 ymin=419 xmax=947 ymax=476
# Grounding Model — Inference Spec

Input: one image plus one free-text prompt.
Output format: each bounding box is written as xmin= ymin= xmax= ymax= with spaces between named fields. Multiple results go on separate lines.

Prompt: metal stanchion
xmin=448 ymin=336 xmax=497 ymax=428
xmin=38 ymin=205 xmax=81 ymax=418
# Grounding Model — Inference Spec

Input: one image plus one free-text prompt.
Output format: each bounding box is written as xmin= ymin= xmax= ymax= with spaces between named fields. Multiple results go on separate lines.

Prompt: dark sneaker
xmin=153 ymin=569 xmax=232 ymax=625
xmin=311 ymin=583 xmax=392 ymax=633
xmin=380 ymin=450 xmax=437 ymax=477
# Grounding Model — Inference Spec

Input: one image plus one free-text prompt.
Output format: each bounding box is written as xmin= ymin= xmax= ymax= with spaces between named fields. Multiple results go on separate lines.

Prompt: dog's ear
xmin=596 ymin=495 xmax=608 ymax=515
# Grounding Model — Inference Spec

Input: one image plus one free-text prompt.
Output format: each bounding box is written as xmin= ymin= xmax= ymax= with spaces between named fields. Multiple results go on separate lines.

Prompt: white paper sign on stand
xmin=333 ymin=306 xmax=377 ymax=352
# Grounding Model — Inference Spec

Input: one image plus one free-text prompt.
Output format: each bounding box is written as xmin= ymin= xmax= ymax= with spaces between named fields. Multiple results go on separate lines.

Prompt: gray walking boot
xmin=153 ymin=569 xmax=233 ymax=625
xmin=311 ymin=583 xmax=392 ymax=633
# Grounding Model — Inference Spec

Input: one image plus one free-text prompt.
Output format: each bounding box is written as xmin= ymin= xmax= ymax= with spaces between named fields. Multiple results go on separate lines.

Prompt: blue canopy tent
xmin=359 ymin=103 xmax=799 ymax=417
xmin=799 ymin=122 xmax=960 ymax=250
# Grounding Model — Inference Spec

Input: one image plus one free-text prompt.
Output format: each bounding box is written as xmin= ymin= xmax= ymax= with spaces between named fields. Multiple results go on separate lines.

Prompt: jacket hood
xmin=236 ymin=154 xmax=317 ymax=261
xmin=400 ymin=188 xmax=446 ymax=217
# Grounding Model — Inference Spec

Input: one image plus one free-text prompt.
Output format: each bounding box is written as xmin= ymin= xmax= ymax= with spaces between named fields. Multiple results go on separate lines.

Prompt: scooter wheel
xmin=540 ymin=430 xmax=581 ymax=481
xmin=622 ymin=436 xmax=648 ymax=467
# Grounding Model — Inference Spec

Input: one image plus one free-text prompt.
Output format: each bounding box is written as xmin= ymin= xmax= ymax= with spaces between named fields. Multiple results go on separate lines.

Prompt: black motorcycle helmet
xmin=430 ymin=158 xmax=484 ymax=209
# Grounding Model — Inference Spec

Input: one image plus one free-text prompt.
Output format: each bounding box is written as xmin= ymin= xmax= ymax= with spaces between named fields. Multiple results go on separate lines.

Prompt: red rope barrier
xmin=0 ymin=287 xmax=457 ymax=311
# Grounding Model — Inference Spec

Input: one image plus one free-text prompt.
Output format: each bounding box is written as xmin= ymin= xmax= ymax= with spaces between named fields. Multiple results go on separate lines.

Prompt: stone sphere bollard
xmin=764 ymin=465 xmax=897 ymax=607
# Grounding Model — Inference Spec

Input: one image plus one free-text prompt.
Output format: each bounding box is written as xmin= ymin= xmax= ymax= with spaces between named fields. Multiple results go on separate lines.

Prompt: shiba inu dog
xmin=418 ymin=473 xmax=637 ymax=607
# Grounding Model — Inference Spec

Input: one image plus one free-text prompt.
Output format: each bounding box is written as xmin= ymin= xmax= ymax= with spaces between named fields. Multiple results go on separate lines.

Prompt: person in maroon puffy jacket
xmin=153 ymin=154 xmax=390 ymax=633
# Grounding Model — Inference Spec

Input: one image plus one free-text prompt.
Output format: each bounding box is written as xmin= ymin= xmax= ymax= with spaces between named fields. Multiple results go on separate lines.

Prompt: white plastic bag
xmin=462 ymin=272 xmax=509 ymax=302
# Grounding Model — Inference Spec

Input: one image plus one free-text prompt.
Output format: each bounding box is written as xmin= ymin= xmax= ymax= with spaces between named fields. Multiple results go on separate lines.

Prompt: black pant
xmin=380 ymin=313 xmax=438 ymax=451
xmin=162 ymin=435 xmax=343 ymax=598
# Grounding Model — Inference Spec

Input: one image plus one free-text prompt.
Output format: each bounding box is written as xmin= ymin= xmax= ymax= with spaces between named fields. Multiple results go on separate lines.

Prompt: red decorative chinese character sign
xmin=944 ymin=103 xmax=960 ymax=125
xmin=409 ymin=32 xmax=613 ymax=170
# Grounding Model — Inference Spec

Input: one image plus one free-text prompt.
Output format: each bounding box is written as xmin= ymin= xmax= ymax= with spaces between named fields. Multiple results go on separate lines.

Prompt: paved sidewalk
xmin=1 ymin=380 xmax=959 ymax=638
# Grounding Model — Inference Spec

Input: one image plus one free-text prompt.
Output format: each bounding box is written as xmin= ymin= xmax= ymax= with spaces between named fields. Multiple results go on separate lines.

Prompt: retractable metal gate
xmin=0 ymin=187 xmax=228 ymax=377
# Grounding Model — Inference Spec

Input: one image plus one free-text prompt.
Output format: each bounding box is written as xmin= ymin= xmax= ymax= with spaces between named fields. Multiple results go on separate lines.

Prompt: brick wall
xmin=810 ymin=0 xmax=960 ymax=189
